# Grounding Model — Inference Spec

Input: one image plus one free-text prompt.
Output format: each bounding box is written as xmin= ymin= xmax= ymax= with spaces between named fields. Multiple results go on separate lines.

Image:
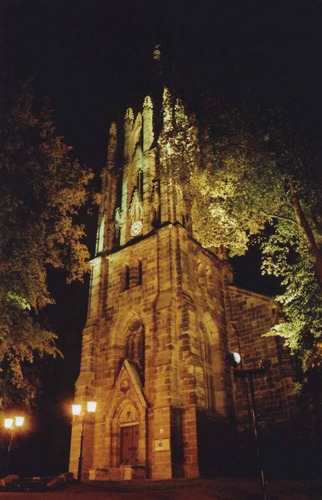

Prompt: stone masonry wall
xmin=226 ymin=286 xmax=296 ymax=429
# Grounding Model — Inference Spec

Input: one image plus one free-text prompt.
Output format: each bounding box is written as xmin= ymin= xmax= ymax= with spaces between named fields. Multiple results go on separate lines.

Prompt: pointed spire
xmin=109 ymin=122 xmax=117 ymax=137
xmin=125 ymin=108 xmax=134 ymax=123
xmin=107 ymin=122 xmax=117 ymax=171
xmin=143 ymin=96 xmax=153 ymax=110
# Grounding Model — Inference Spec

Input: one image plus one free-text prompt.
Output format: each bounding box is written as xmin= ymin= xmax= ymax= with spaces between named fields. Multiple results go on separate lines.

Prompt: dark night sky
xmin=5 ymin=0 xmax=322 ymax=169
xmin=2 ymin=0 xmax=322 ymax=475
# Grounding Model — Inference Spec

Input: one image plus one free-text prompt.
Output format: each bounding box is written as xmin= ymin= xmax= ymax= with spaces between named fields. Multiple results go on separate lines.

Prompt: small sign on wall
xmin=154 ymin=438 xmax=170 ymax=452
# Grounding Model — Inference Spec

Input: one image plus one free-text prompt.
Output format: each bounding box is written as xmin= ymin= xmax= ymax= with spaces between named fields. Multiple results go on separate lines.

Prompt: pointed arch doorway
xmin=106 ymin=359 xmax=149 ymax=479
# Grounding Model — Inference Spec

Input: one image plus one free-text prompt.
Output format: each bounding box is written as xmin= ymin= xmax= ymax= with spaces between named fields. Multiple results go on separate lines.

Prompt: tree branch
xmin=262 ymin=212 xmax=298 ymax=225
xmin=289 ymin=180 xmax=322 ymax=290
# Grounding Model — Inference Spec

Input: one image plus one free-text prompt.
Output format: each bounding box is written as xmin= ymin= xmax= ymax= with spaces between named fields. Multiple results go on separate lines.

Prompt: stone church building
xmin=69 ymin=83 xmax=296 ymax=481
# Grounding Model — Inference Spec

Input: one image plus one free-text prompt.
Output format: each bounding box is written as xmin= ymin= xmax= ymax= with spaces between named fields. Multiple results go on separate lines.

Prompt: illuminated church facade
xmin=69 ymin=83 xmax=296 ymax=480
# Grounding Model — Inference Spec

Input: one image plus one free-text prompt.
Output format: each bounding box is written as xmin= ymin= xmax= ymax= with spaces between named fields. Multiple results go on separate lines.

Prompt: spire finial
xmin=153 ymin=44 xmax=161 ymax=62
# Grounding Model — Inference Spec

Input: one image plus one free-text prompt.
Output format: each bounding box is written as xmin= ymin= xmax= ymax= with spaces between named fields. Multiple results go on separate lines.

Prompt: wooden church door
xmin=120 ymin=425 xmax=139 ymax=464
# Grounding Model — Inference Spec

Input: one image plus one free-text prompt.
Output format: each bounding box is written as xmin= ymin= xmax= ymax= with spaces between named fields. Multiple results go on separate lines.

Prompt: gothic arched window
xmin=126 ymin=335 xmax=135 ymax=359
xmin=197 ymin=261 xmax=206 ymax=289
xmin=137 ymin=169 xmax=143 ymax=198
xmin=206 ymin=266 xmax=215 ymax=296
xmin=200 ymin=326 xmax=214 ymax=411
xmin=124 ymin=319 xmax=145 ymax=385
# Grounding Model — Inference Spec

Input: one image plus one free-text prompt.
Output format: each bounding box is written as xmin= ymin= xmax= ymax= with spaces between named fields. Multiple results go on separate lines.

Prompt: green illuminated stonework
xmin=69 ymin=90 xmax=297 ymax=480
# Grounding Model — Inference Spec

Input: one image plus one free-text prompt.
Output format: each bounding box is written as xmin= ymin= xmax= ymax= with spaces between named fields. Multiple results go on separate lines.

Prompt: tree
xmin=159 ymin=88 xmax=322 ymax=374
xmin=0 ymin=78 xmax=95 ymax=409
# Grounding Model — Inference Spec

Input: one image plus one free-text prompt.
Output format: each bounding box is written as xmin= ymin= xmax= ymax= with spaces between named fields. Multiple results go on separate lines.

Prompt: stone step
xmin=0 ymin=472 xmax=74 ymax=492
xmin=2 ymin=476 xmax=52 ymax=492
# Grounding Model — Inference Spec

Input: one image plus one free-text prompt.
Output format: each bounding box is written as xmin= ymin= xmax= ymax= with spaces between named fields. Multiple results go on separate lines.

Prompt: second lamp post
xmin=72 ymin=401 xmax=97 ymax=482
xmin=4 ymin=415 xmax=25 ymax=474
xmin=225 ymin=352 xmax=271 ymax=500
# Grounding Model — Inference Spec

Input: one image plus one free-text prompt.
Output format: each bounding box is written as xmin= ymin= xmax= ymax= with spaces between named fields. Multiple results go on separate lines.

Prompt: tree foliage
xmin=159 ymin=88 xmax=322 ymax=375
xmin=0 ymin=78 xmax=95 ymax=409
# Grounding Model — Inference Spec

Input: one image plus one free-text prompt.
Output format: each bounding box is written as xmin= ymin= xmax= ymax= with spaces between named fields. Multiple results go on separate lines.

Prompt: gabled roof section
xmin=114 ymin=359 xmax=149 ymax=409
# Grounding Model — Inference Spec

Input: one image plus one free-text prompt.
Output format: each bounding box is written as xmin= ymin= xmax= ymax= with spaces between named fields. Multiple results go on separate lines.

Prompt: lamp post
xmin=226 ymin=352 xmax=271 ymax=500
xmin=4 ymin=415 xmax=25 ymax=474
xmin=72 ymin=401 xmax=97 ymax=482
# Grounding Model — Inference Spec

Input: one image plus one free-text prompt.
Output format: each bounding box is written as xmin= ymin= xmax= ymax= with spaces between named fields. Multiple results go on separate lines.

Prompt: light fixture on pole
xmin=225 ymin=352 xmax=271 ymax=500
xmin=4 ymin=415 xmax=25 ymax=474
xmin=72 ymin=401 xmax=97 ymax=482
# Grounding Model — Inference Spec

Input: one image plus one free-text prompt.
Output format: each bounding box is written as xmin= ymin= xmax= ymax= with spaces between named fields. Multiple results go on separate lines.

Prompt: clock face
xmin=130 ymin=220 xmax=143 ymax=237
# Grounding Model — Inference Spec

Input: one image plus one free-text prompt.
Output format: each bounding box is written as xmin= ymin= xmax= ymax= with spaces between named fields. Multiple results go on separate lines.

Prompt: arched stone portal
xmin=105 ymin=360 xmax=149 ymax=479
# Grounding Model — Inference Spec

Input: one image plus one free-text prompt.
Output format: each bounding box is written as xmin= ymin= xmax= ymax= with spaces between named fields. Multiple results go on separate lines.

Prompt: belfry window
xmin=123 ymin=260 xmax=143 ymax=290
xmin=124 ymin=265 xmax=130 ymax=290
xmin=151 ymin=179 xmax=161 ymax=228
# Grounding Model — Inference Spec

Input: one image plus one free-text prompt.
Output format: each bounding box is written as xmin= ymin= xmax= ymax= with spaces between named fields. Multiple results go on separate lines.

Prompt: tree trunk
xmin=290 ymin=181 xmax=322 ymax=290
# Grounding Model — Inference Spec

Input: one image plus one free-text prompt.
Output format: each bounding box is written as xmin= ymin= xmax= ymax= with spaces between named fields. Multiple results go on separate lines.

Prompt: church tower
xmin=69 ymin=61 xmax=297 ymax=481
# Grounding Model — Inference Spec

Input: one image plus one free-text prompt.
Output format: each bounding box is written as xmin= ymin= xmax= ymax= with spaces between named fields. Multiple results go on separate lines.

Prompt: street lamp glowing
xmin=225 ymin=351 xmax=241 ymax=368
xmin=87 ymin=401 xmax=97 ymax=413
xmin=72 ymin=404 xmax=82 ymax=416
xmin=232 ymin=352 xmax=241 ymax=365
xmin=15 ymin=416 xmax=24 ymax=427
xmin=4 ymin=416 xmax=25 ymax=429
xmin=4 ymin=418 xmax=14 ymax=429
